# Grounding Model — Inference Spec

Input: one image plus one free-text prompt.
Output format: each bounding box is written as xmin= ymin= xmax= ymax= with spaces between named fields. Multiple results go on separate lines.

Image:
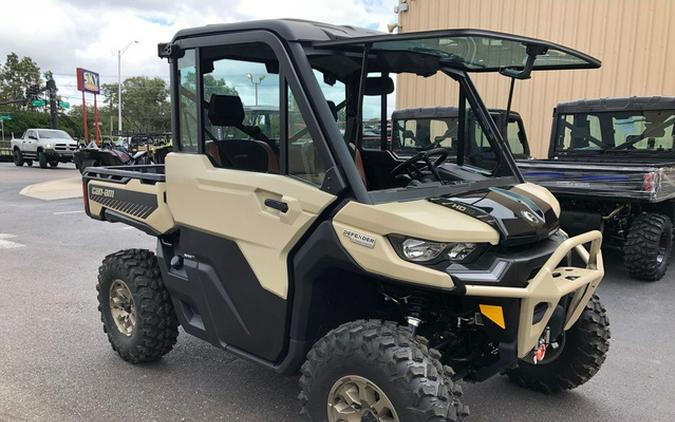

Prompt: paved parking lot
xmin=1 ymin=162 xmax=674 ymax=421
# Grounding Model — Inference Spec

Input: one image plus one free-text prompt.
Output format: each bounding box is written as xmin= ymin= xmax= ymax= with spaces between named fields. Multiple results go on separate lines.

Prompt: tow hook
xmin=533 ymin=327 xmax=551 ymax=364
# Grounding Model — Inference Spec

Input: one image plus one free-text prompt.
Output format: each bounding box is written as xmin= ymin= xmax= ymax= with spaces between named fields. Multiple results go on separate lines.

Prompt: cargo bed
xmin=518 ymin=158 xmax=675 ymax=202
xmin=82 ymin=165 xmax=175 ymax=235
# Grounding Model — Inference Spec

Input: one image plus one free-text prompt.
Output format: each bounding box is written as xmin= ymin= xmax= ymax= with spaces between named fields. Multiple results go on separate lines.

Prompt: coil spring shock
xmin=403 ymin=295 xmax=427 ymax=335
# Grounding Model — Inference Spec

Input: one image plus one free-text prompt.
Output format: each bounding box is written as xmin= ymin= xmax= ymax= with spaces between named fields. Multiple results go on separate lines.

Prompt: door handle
xmin=264 ymin=198 xmax=288 ymax=213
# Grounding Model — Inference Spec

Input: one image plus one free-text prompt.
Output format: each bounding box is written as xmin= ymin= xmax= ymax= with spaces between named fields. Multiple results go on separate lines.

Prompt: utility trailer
xmin=82 ymin=20 xmax=610 ymax=421
xmin=519 ymin=96 xmax=675 ymax=281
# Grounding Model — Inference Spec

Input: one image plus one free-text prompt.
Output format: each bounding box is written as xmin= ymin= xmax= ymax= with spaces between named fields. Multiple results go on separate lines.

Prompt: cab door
xmin=24 ymin=130 xmax=37 ymax=154
xmin=161 ymin=37 xmax=339 ymax=362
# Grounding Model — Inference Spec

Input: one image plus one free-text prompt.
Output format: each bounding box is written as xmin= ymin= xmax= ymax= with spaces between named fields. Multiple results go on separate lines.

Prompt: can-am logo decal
xmin=343 ymin=229 xmax=376 ymax=249
xmin=90 ymin=186 xmax=115 ymax=198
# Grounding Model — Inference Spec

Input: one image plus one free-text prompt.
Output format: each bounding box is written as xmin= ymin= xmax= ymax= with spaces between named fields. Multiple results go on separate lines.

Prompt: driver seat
xmin=327 ymin=100 xmax=367 ymax=185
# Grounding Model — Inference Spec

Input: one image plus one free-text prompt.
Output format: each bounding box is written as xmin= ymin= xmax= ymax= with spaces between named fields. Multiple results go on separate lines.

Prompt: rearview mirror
xmin=364 ymin=76 xmax=394 ymax=96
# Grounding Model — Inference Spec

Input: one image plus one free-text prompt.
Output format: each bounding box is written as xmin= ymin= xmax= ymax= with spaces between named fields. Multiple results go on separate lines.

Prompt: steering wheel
xmin=391 ymin=148 xmax=449 ymax=182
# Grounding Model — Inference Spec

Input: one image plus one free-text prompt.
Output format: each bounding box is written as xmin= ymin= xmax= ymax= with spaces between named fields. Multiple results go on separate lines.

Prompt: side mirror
xmin=29 ymin=135 xmax=37 ymax=140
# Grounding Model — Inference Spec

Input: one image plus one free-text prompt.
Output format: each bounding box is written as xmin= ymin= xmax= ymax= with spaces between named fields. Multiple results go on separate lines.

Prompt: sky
xmin=0 ymin=0 xmax=397 ymax=114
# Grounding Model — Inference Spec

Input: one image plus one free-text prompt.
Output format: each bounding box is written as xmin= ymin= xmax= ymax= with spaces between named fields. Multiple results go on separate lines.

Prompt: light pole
xmin=246 ymin=73 xmax=265 ymax=106
xmin=117 ymin=40 xmax=138 ymax=135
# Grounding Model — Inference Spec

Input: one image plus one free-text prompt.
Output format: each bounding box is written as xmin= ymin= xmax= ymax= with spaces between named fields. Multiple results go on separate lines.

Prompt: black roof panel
xmin=172 ymin=18 xmax=381 ymax=43
xmin=555 ymin=96 xmax=675 ymax=113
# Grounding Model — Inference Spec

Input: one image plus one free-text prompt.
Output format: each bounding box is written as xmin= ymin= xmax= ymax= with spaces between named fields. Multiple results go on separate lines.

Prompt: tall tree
xmin=97 ymin=77 xmax=171 ymax=134
xmin=0 ymin=53 xmax=42 ymax=110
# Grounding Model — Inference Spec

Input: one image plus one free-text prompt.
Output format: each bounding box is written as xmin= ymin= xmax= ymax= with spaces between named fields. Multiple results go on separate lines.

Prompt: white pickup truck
xmin=11 ymin=128 xmax=79 ymax=168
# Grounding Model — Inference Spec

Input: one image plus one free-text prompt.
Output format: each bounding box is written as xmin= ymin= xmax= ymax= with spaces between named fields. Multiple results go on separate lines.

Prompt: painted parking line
xmin=0 ymin=234 xmax=25 ymax=249
xmin=53 ymin=210 xmax=84 ymax=215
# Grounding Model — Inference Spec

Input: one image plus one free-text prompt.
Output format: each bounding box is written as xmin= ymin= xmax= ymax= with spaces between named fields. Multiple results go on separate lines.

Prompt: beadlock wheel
xmin=328 ymin=375 xmax=399 ymax=422
xmin=109 ymin=279 xmax=137 ymax=336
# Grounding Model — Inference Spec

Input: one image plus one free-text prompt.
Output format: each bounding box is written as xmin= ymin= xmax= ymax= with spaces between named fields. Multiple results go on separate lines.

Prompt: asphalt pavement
xmin=0 ymin=162 xmax=674 ymax=421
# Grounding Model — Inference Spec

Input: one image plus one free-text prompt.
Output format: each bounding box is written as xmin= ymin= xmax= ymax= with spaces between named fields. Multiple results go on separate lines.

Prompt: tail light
xmin=643 ymin=171 xmax=656 ymax=192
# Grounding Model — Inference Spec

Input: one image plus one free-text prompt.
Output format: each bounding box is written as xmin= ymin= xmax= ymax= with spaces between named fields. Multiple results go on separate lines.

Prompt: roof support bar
xmin=352 ymin=42 xmax=371 ymax=150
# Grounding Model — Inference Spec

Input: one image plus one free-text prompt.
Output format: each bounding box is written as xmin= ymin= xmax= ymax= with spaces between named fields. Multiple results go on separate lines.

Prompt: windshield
xmin=554 ymin=110 xmax=675 ymax=154
xmin=393 ymin=116 xmax=458 ymax=153
xmin=37 ymin=129 xmax=72 ymax=139
xmin=392 ymin=112 xmax=526 ymax=158
xmin=315 ymin=29 xmax=600 ymax=72
xmin=309 ymin=56 xmax=520 ymax=199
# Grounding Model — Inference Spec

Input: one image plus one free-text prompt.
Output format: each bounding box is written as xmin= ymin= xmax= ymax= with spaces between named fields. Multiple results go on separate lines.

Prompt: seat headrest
xmin=208 ymin=94 xmax=245 ymax=127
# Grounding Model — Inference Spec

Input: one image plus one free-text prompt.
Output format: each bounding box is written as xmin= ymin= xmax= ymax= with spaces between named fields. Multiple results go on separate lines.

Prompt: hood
xmin=429 ymin=185 xmax=560 ymax=246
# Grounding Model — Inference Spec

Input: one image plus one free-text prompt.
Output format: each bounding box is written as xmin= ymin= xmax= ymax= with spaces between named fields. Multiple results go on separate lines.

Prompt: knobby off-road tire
xmin=299 ymin=319 xmax=468 ymax=422
xmin=13 ymin=149 xmax=24 ymax=166
xmin=97 ymin=249 xmax=178 ymax=363
xmin=624 ymin=212 xmax=673 ymax=281
xmin=49 ymin=160 xmax=58 ymax=168
xmin=507 ymin=295 xmax=610 ymax=394
xmin=38 ymin=151 xmax=48 ymax=168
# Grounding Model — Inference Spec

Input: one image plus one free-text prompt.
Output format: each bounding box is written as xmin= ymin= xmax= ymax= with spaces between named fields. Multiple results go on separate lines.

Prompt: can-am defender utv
xmin=83 ymin=20 xmax=610 ymax=421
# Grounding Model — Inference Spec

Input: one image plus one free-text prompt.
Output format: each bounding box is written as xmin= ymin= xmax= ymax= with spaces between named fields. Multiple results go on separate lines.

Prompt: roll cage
xmin=161 ymin=21 xmax=600 ymax=205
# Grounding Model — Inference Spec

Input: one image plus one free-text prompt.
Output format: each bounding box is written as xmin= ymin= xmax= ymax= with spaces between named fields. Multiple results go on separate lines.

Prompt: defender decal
xmin=342 ymin=229 xmax=376 ymax=249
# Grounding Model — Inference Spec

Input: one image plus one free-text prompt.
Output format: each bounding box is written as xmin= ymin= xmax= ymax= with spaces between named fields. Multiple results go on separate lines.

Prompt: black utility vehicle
xmin=82 ymin=20 xmax=610 ymax=421
xmin=520 ymin=96 xmax=675 ymax=280
xmin=391 ymin=106 xmax=529 ymax=158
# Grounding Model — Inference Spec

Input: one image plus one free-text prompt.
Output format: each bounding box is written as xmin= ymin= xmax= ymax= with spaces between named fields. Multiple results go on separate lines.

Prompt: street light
xmin=117 ymin=40 xmax=139 ymax=134
xmin=246 ymin=73 xmax=265 ymax=106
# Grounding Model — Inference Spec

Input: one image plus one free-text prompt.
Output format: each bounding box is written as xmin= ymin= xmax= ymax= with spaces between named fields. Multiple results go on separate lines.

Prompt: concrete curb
xmin=20 ymin=176 xmax=82 ymax=201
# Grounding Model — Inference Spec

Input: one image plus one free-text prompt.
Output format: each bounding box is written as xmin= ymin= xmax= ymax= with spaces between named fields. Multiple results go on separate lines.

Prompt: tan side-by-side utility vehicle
xmin=83 ymin=20 xmax=610 ymax=421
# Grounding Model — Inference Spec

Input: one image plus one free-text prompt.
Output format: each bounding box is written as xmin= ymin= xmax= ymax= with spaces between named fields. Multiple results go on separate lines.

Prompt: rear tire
xmin=97 ymin=249 xmax=179 ymax=363
xmin=12 ymin=149 xmax=24 ymax=166
xmin=506 ymin=295 xmax=610 ymax=394
xmin=299 ymin=320 xmax=467 ymax=422
xmin=624 ymin=212 xmax=673 ymax=281
xmin=38 ymin=151 xmax=48 ymax=168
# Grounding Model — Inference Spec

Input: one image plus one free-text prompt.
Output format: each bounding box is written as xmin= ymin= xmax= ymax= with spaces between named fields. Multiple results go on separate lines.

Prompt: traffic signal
xmin=25 ymin=85 xmax=41 ymax=98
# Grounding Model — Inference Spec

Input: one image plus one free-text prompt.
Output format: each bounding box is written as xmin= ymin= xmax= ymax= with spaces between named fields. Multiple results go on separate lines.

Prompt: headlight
xmin=390 ymin=235 xmax=483 ymax=263
xmin=401 ymin=238 xmax=447 ymax=262
xmin=44 ymin=144 xmax=51 ymax=149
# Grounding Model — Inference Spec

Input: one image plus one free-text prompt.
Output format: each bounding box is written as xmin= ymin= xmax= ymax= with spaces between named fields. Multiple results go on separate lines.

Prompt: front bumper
xmin=44 ymin=148 xmax=76 ymax=161
xmin=464 ymin=230 xmax=604 ymax=358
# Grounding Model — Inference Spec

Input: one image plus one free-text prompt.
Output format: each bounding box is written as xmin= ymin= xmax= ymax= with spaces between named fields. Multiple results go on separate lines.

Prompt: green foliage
xmin=0 ymin=53 xmax=42 ymax=110
xmin=98 ymin=76 xmax=171 ymax=134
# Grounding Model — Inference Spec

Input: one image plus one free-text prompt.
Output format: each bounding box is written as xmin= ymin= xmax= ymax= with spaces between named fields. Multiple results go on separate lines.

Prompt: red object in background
xmin=82 ymin=91 xmax=88 ymax=142
xmin=93 ymin=94 xmax=100 ymax=144
xmin=76 ymin=68 xmax=101 ymax=94
xmin=76 ymin=68 xmax=101 ymax=144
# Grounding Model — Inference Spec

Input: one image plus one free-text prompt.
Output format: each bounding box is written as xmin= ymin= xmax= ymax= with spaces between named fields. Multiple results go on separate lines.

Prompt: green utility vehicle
xmin=520 ymin=96 xmax=675 ymax=280
xmin=83 ymin=20 xmax=609 ymax=421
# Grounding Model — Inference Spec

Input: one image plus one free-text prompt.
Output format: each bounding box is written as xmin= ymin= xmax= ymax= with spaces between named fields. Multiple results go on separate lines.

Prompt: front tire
xmin=299 ymin=320 xmax=467 ymax=422
xmin=96 ymin=249 xmax=179 ymax=363
xmin=506 ymin=295 xmax=610 ymax=394
xmin=49 ymin=160 xmax=58 ymax=168
xmin=624 ymin=212 xmax=673 ymax=281
xmin=38 ymin=151 xmax=48 ymax=168
xmin=13 ymin=149 xmax=24 ymax=166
